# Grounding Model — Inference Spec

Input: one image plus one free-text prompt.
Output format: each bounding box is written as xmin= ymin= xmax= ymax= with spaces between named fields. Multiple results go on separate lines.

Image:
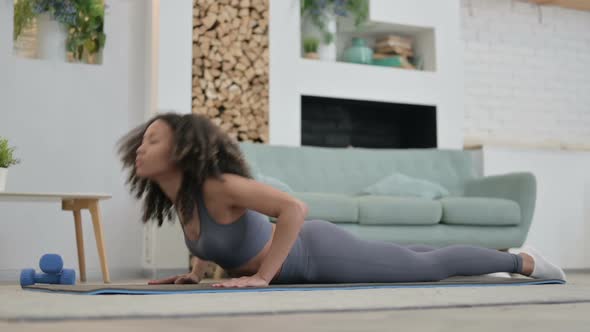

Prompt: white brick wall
xmin=461 ymin=0 xmax=590 ymax=149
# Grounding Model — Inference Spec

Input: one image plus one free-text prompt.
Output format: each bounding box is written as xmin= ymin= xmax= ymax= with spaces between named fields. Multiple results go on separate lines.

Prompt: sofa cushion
xmin=357 ymin=171 xmax=450 ymax=199
xmin=439 ymin=197 xmax=521 ymax=226
xmin=291 ymin=192 xmax=359 ymax=223
xmin=357 ymin=196 xmax=442 ymax=226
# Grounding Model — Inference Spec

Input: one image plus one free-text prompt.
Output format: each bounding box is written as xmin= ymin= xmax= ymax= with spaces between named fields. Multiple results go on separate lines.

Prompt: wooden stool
xmin=0 ymin=192 xmax=112 ymax=283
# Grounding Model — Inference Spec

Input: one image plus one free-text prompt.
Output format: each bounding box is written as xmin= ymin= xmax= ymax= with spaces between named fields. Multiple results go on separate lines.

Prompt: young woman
xmin=117 ymin=112 xmax=566 ymax=288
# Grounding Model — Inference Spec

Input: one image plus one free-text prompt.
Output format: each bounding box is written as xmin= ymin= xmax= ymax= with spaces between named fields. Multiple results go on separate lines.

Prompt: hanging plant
xmin=32 ymin=0 xmax=79 ymax=25
xmin=300 ymin=0 xmax=369 ymax=44
xmin=13 ymin=0 xmax=106 ymax=63
xmin=65 ymin=0 xmax=107 ymax=62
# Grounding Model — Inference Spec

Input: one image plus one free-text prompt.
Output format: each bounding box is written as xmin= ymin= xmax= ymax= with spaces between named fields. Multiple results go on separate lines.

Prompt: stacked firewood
xmin=373 ymin=34 xmax=416 ymax=70
xmin=373 ymin=35 xmax=413 ymax=57
xmin=192 ymin=0 xmax=269 ymax=142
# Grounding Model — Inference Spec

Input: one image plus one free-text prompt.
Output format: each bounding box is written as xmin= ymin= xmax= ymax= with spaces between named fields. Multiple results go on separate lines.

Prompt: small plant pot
xmin=304 ymin=52 xmax=320 ymax=60
xmin=0 ymin=167 xmax=7 ymax=191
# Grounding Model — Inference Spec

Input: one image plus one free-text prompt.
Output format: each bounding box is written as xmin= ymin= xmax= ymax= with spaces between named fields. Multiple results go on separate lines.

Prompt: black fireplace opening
xmin=301 ymin=95 xmax=437 ymax=149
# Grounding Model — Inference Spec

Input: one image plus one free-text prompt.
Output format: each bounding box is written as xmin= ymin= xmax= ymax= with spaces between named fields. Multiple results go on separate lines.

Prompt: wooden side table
xmin=0 ymin=192 xmax=112 ymax=283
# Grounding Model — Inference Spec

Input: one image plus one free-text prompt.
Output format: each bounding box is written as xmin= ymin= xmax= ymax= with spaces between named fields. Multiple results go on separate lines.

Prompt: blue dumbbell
xmin=20 ymin=254 xmax=76 ymax=287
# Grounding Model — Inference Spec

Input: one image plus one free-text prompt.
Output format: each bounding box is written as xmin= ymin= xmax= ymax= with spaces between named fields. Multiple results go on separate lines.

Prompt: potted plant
xmin=0 ymin=137 xmax=21 ymax=192
xmin=300 ymin=0 xmax=369 ymax=61
xmin=65 ymin=0 xmax=107 ymax=64
xmin=13 ymin=0 xmax=106 ymax=64
xmin=303 ymin=37 xmax=320 ymax=59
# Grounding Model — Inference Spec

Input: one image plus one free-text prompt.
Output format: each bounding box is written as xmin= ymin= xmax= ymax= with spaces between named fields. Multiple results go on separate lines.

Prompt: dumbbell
xmin=20 ymin=254 xmax=76 ymax=287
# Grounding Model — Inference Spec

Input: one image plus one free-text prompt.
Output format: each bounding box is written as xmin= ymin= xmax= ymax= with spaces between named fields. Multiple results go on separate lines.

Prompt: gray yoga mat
xmin=22 ymin=276 xmax=566 ymax=295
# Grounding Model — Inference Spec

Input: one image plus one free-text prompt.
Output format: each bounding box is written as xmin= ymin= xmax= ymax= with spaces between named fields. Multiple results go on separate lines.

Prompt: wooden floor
xmin=1 ymin=272 xmax=589 ymax=332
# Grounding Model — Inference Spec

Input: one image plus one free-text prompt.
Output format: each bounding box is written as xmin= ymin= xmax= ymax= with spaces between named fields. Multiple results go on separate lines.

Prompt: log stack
xmin=192 ymin=0 xmax=269 ymax=142
xmin=373 ymin=35 xmax=413 ymax=58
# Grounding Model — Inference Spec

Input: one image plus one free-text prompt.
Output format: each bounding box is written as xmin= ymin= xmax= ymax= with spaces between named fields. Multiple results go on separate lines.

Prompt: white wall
xmin=0 ymin=0 xmax=149 ymax=281
xmin=461 ymin=0 xmax=590 ymax=269
xmin=269 ymin=0 xmax=465 ymax=149
xmin=481 ymin=147 xmax=590 ymax=269
xmin=156 ymin=0 xmax=193 ymax=116
xmin=462 ymin=0 xmax=590 ymax=148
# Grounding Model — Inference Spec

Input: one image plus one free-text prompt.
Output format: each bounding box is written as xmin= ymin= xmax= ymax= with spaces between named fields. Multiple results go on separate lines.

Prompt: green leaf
xmin=84 ymin=39 xmax=97 ymax=53
xmin=322 ymin=31 xmax=333 ymax=44
xmin=13 ymin=0 xmax=35 ymax=41
xmin=57 ymin=0 xmax=107 ymax=61
xmin=0 ymin=137 xmax=21 ymax=168
xmin=97 ymin=33 xmax=106 ymax=47
xmin=89 ymin=2 xmax=103 ymax=17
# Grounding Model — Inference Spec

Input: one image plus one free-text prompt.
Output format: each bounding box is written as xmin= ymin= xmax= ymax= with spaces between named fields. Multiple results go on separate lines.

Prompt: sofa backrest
xmin=238 ymin=142 xmax=478 ymax=196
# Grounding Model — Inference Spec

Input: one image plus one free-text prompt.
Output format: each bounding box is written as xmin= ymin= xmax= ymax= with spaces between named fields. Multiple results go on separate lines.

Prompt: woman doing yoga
xmin=117 ymin=112 xmax=566 ymax=288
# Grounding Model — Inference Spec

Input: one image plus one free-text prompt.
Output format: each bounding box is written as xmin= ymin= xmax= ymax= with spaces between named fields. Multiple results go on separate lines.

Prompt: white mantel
xmin=269 ymin=0 xmax=464 ymax=149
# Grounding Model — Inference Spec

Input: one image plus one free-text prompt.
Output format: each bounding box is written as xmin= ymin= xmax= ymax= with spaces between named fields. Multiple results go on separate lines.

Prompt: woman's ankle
xmin=519 ymin=253 xmax=534 ymax=276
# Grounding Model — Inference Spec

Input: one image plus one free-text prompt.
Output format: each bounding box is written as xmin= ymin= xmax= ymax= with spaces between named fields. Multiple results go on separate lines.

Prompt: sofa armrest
xmin=463 ymin=172 xmax=536 ymax=234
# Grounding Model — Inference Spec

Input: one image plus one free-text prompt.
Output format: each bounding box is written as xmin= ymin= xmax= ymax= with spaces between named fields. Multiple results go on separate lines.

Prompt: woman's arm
xmin=214 ymin=173 xmax=309 ymax=283
xmin=256 ymin=202 xmax=306 ymax=282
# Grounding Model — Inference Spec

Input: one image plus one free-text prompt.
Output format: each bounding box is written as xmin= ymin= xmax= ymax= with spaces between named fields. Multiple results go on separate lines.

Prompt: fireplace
xmin=301 ymin=96 xmax=437 ymax=149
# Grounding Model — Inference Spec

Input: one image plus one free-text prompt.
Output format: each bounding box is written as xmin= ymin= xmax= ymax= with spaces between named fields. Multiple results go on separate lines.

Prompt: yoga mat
xmin=23 ymin=276 xmax=565 ymax=295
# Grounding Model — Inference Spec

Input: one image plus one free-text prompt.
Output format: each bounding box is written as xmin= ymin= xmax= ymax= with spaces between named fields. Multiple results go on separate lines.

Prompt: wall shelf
xmin=297 ymin=58 xmax=438 ymax=107
xmin=300 ymin=10 xmax=436 ymax=72
xmin=336 ymin=18 xmax=436 ymax=72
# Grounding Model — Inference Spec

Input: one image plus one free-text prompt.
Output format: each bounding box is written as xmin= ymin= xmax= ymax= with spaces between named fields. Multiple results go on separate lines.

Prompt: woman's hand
xmin=148 ymin=272 xmax=201 ymax=285
xmin=212 ymin=274 xmax=269 ymax=288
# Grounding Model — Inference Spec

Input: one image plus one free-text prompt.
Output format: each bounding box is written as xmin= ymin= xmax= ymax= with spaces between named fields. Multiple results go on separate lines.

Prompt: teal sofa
xmin=238 ymin=142 xmax=536 ymax=250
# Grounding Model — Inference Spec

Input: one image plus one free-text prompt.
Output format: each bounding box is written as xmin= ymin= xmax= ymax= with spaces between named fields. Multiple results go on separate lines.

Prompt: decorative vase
xmin=318 ymin=13 xmax=337 ymax=61
xmin=36 ymin=12 xmax=68 ymax=61
xmin=0 ymin=168 xmax=7 ymax=191
xmin=302 ymin=13 xmax=337 ymax=61
xmin=343 ymin=37 xmax=373 ymax=65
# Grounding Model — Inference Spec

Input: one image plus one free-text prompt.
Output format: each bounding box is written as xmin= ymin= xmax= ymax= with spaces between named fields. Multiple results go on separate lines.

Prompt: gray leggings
xmin=274 ymin=219 xmax=523 ymax=284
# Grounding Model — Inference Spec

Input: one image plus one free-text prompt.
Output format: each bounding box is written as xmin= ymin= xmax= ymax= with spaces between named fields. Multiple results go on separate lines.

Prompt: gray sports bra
xmin=182 ymin=190 xmax=273 ymax=270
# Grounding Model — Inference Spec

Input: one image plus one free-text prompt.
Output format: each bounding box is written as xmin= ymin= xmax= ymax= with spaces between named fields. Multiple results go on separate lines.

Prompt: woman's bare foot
xmin=512 ymin=246 xmax=567 ymax=281
xmin=519 ymin=252 xmax=534 ymax=276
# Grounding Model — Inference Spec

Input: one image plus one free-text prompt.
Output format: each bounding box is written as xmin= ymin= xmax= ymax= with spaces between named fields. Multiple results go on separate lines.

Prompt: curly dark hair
xmin=117 ymin=112 xmax=254 ymax=227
